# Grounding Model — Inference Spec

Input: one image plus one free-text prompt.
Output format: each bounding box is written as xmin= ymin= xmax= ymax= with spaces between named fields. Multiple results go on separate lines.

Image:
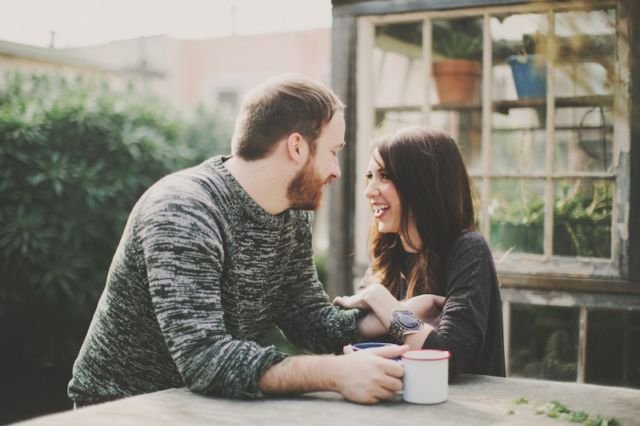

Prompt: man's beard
xmin=287 ymin=157 xmax=325 ymax=210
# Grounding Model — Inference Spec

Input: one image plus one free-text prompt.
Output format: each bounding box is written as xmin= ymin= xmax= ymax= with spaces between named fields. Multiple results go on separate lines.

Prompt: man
xmin=68 ymin=74 xmax=407 ymax=406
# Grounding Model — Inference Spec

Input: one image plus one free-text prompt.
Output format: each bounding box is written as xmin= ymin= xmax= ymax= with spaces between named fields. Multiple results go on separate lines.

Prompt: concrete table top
xmin=13 ymin=375 xmax=640 ymax=425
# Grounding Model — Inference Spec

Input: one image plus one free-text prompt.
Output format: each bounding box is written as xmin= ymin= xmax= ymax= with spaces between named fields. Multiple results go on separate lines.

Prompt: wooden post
xmin=328 ymin=14 xmax=358 ymax=298
xmin=577 ymin=307 xmax=588 ymax=383
xmin=502 ymin=300 xmax=511 ymax=377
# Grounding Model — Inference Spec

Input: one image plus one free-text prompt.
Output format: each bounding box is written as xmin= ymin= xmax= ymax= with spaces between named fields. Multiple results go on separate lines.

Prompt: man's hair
xmin=370 ymin=127 xmax=475 ymax=299
xmin=231 ymin=74 xmax=344 ymax=160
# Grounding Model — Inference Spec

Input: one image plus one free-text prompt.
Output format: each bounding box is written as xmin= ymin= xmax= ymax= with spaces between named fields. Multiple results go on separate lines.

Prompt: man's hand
xmin=330 ymin=344 xmax=408 ymax=404
xmin=401 ymin=294 xmax=445 ymax=325
xmin=259 ymin=345 xmax=408 ymax=404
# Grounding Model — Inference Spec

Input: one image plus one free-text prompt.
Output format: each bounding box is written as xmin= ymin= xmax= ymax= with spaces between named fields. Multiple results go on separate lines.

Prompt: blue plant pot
xmin=507 ymin=54 xmax=547 ymax=98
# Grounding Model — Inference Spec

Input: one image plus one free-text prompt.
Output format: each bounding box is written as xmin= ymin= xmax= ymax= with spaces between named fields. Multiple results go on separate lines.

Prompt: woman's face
xmin=365 ymin=149 xmax=422 ymax=252
xmin=365 ymin=149 xmax=402 ymax=235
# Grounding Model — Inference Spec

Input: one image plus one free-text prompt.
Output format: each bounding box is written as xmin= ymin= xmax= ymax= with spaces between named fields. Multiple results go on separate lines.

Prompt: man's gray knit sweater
xmin=68 ymin=156 xmax=362 ymax=405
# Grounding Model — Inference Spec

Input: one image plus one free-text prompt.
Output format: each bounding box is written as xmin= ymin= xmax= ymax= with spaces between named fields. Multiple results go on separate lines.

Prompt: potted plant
xmin=432 ymin=20 xmax=483 ymax=105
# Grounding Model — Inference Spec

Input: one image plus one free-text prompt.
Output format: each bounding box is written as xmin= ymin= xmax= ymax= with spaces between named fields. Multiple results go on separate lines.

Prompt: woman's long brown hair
xmin=370 ymin=127 xmax=475 ymax=299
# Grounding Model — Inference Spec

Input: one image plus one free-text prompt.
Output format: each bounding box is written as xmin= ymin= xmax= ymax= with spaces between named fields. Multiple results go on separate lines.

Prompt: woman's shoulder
xmin=449 ymin=230 xmax=492 ymax=258
xmin=444 ymin=231 xmax=497 ymax=283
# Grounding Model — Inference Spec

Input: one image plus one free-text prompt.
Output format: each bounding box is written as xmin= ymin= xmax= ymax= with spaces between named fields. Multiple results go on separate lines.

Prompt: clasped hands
xmin=326 ymin=284 xmax=445 ymax=404
xmin=333 ymin=283 xmax=444 ymax=327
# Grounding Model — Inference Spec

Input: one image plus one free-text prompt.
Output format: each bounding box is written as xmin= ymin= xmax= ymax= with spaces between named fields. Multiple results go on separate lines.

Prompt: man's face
xmin=287 ymin=112 xmax=345 ymax=210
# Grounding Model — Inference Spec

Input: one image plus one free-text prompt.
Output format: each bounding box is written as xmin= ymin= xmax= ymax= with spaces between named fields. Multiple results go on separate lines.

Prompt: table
xmin=13 ymin=375 xmax=640 ymax=425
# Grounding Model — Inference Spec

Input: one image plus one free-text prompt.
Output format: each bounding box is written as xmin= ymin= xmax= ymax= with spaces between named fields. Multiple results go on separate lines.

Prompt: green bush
xmin=0 ymin=73 xmax=231 ymax=421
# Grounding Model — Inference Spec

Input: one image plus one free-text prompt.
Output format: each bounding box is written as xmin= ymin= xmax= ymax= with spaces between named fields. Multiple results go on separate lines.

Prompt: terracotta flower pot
xmin=432 ymin=59 xmax=482 ymax=104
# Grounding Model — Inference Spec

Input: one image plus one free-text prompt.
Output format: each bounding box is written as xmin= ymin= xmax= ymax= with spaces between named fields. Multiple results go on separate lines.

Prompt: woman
xmin=335 ymin=126 xmax=505 ymax=378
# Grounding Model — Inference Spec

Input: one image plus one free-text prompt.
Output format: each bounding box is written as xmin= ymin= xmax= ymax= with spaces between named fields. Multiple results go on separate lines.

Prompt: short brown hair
xmin=231 ymin=74 xmax=344 ymax=160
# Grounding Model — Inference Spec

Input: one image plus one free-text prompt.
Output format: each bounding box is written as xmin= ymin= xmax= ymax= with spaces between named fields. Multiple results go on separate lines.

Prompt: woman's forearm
xmin=356 ymin=312 xmax=387 ymax=337
xmin=362 ymin=285 xmax=434 ymax=349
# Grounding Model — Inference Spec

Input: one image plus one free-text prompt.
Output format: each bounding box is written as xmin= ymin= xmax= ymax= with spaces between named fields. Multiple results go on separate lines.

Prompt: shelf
xmin=493 ymin=125 xmax=613 ymax=132
xmin=494 ymin=95 xmax=612 ymax=114
xmin=375 ymin=105 xmax=421 ymax=113
xmin=375 ymin=95 xmax=613 ymax=115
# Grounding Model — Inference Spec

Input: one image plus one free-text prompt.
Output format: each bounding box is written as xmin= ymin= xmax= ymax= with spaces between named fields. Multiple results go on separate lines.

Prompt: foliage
xmin=182 ymin=103 xmax=232 ymax=158
xmin=0 ymin=72 xmax=231 ymax=419
xmin=489 ymin=180 xmax=611 ymax=257
xmin=533 ymin=400 xmax=620 ymax=426
xmin=315 ymin=254 xmax=328 ymax=286
xmin=553 ymin=180 xmax=611 ymax=258
xmin=509 ymin=305 xmax=578 ymax=382
xmin=509 ymin=398 xmax=620 ymax=425
xmin=434 ymin=30 xmax=482 ymax=60
xmin=433 ymin=18 xmax=483 ymax=61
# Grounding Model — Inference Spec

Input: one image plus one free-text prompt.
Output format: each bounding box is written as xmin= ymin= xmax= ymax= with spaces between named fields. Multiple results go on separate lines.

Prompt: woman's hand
xmin=401 ymin=294 xmax=445 ymax=325
xmin=333 ymin=293 xmax=370 ymax=310
xmin=333 ymin=283 xmax=388 ymax=310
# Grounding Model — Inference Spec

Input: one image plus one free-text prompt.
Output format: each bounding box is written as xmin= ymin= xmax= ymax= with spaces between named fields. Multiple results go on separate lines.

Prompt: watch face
xmin=398 ymin=311 xmax=419 ymax=328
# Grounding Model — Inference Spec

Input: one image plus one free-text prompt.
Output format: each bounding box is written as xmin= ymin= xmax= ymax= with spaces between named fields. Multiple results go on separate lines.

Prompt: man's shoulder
xmin=143 ymin=158 xmax=227 ymax=205
xmin=130 ymin=159 xmax=233 ymax=228
xmin=291 ymin=209 xmax=314 ymax=224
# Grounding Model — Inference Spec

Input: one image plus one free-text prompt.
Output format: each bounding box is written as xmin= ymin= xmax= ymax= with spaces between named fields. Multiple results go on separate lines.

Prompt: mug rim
xmin=352 ymin=342 xmax=398 ymax=351
xmin=402 ymin=349 xmax=450 ymax=361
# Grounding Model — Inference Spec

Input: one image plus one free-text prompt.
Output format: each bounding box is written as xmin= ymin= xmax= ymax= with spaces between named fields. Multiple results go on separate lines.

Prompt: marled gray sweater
xmin=68 ymin=156 xmax=362 ymax=405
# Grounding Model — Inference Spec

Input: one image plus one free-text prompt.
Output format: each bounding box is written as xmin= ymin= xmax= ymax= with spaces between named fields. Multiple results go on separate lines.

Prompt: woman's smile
xmin=372 ymin=203 xmax=390 ymax=219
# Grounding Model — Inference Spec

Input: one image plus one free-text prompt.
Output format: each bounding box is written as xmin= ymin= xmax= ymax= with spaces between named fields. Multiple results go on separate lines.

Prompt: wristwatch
xmin=388 ymin=310 xmax=423 ymax=342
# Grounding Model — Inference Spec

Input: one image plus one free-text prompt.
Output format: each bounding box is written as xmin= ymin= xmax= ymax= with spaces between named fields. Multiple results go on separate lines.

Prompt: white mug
xmin=401 ymin=349 xmax=450 ymax=404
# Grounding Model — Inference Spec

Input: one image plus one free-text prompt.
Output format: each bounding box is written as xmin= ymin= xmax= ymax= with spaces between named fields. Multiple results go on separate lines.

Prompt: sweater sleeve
xmin=275 ymin=212 xmax=364 ymax=353
xmin=422 ymin=233 xmax=494 ymax=378
xmin=136 ymin=188 xmax=287 ymax=399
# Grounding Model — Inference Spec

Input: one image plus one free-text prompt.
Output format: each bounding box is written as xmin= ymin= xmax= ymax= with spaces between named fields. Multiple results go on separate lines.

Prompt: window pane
xmin=491 ymin=128 xmax=546 ymax=174
xmin=430 ymin=110 xmax=482 ymax=173
xmin=490 ymin=13 xmax=548 ymax=175
xmin=430 ymin=17 xmax=483 ymax=173
xmin=553 ymin=179 xmax=612 ymax=258
xmin=554 ymin=106 xmax=613 ymax=173
xmin=510 ymin=304 xmax=578 ymax=382
xmin=373 ymin=110 xmax=423 ymax=137
xmin=554 ymin=8 xmax=616 ymax=97
xmin=490 ymin=13 xmax=548 ymax=102
xmin=374 ymin=22 xmax=423 ymax=110
xmin=489 ymin=179 xmax=545 ymax=254
xmin=587 ymin=310 xmax=640 ymax=388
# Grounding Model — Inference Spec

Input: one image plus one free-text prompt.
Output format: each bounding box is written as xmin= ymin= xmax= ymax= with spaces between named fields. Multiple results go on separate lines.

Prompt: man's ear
xmin=286 ymin=133 xmax=309 ymax=165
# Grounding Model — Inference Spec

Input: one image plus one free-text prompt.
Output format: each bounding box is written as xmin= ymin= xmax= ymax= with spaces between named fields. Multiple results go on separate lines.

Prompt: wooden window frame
xmin=354 ymin=1 xmax=630 ymax=285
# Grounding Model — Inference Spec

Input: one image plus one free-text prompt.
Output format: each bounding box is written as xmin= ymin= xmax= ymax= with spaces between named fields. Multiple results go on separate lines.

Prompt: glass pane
xmin=374 ymin=22 xmax=423 ymax=110
xmin=489 ymin=179 xmax=545 ymax=254
xmin=553 ymin=179 xmax=612 ymax=258
xmin=430 ymin=17 xmax=483 ymax=173
xmin=490 ymin=13 xmax=548 ymax=102
xmin=586 ymin=310 xmax=640 ymax=388
xmin=554 ymin=106 xmax=613 ymax=173
xmin=491 ymin=128 xmax=546 ymax=174
xmin=430 ymin=110 xmax=482 ymax=173
xmin=432 ymin=17 xmax=483 ymax=106
xmin=554 ymin=8 xmax=616 ymax=97
xmin=510 ymin=304 xmax=578 ymax=382
xmin=373 ymin=110 xmax=423 ymax=137
xmin=490 ymin=13 xmax=548 ymax=177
